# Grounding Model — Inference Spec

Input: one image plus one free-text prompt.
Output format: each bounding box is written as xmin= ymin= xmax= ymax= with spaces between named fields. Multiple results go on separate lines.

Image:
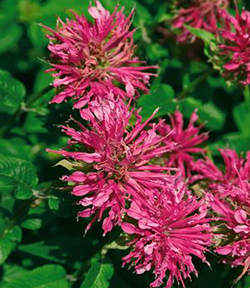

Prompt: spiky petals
xmin=207 ymin=193 xmax=250 ymax=280
xmin=43 ymin=1 xmax=157 ymax=107
xmin=48 ymin=97 xmax=176 ymax=235
xmin=121 ymin=183 xmax=212 ymax=288
xmin=191 ymin=149 xmax=250 ymax=193
xmin=156 ymin=110 xmax=208 ymax=177
xmin=219 ymin=6 xmax=250 ymax=84
xmin=173 ymin=0 xmax=228 ymax=43
xmin=192 ymin=149 xmax=250 ymax=279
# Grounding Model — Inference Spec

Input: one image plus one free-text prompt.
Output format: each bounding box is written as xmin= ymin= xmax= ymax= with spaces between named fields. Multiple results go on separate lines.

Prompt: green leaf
xmin=0 ymin=238 xmax=16 ymax=265
xmin=0 ymin=264 xmax=28 ymax=283
xmin=0 ymin=265 xmax=69 ymax=288
xmin=233 ymin=102 xmax=250 ymax=136
xmin=48 ymin=197 xmax=60 ymax=211
xmin=0 ymin=138 xmax=32 ymax=161
xmin=0 ymin=11 xmax=22 ymax=55
xmin=180 ymin=97 xmax=225 ymax=130
xmin=184 ymin=25 xmax=217 ymax=50
xmin=21 ymin=207 xmax=51 ymax=230
xmin=80 ymin=261 xmax=114 ymax=288
xmin=18 ymin=236 xmax=99 ymax=269
xmin=138 ymin=84 xmax=176 ymax=121
xmin=211 ymin=133 xmax=250 ymax=154
xmin=0 ymin=156 xmax=38 ymax=199
xmin=0 ymin=70 xmax=26 ymax=115
xmin=146 ymin=43 xmax=168 ymax=61
xmin=0 ymin=24 xmax=22 ymax=55
xmin=5 ymin=226 xmax=22 ymax=243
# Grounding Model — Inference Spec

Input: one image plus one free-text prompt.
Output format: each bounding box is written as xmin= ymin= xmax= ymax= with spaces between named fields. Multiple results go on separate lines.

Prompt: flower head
xmin=122 ymin=183 xmax=212 ymax=288
xmin=207 ymin=193 xmax=250 ymax=280
xmin=48 ymin=97 xmax=176 ymax=235
xmin=43 ymin=1 xmax=157 ymax=107
xmin=173 ymin=0 xmax=228 ymax=43
xmin=156 ymin=109 xmax=208 ymax=177
xmin=192 ymin=149 xmax=250 ymax=279
xmin=218 ymin=5 xmax=250 ymax=84
xmin=191 ymin=149 xmax=250 ymax=194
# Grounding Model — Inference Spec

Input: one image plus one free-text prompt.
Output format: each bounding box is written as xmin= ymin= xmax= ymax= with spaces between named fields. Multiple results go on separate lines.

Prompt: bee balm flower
xmin=218 ymin=6 xmax=250 ymax=85
xmin=43 ymin=1 xmax=157 ymax=108
xmin=122 ymin=185 xmax=212 ymax=288
xmin=192 ymin=149 xmax=250 ymax=280
xmin=173 ymin=0 xmax=228 ymax=43
xmin=48 ymin=97 xmax=176 ymax=235
xmin=156 ymin=110 xmax=208 ymax=177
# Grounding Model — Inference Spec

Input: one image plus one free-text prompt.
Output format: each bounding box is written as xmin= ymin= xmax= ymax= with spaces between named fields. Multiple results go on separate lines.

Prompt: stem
xmin=176 ymin=69 xmax=214 ymax=100
xmin=26 ymin=85 xmax=53 ymax=107
xmin=1 ymin=85 xmax=53 ymax=137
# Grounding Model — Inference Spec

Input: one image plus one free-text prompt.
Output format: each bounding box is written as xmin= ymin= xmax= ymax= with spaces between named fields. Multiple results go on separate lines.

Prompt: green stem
xmin=26 ymin=85 xmax=53 ymax=107
xmin=176 ymin=69 xmax=214 ymax=100
xmin=1 ymin=85 xmax=53 ymax=137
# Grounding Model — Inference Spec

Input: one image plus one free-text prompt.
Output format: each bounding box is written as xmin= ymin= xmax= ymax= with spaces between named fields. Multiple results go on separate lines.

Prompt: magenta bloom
xmin=48 ymin=97 xmax=175 ymax=235
xmin=173 ymin=0 xmax=228 ymax=43
xmin=191 ymin=149 xmax=250 ymax=192
xmin=122 ymin=183 xmax=212 ymax=288
xmin=192 ymin=149 xmax=250 ymax=279
xmin=219 ymin=6 xmax=250 ymax=84
xmin=43 ymin=1 xmax=157 ymax=108
xmin=207 ymin=193 xmax=250 ymax=280
xmin=156 ymin=110 xmax=208 ymax=177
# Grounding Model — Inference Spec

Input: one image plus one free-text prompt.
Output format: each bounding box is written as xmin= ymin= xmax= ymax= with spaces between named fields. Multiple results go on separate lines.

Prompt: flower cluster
xmin=218 ymin=6 xmax=250 ymax=85
xmin=43 ymin=1 xmax=157 ymax=107
xmin=172 ymin=0 xmax=228 ymax=43
xmin=192 ymin=149 xmax=250 ymax=279
xmin=44 ymin=1 xmax=250 ymax=287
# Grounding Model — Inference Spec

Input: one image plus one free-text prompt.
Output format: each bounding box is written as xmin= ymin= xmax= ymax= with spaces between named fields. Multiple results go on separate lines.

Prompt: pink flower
xmin=192 ymin=149 xmax=250 ymax=279
xmin=173 ymin=0 xmax=228 ymax=43
xmin=219 ymin=5 xmax=250 ymax=84
xmin=207 ymin=194 xmax=250 ymax=280
xmin=43 ymin=1 xmax=157 ymax=108
xmin=48 ymin=97 xmax=176 ymax=235
xmin=191 ymin=149 xmax=250 ymax=198
xmin=156 ymin=110 xmax=208 ymax=177
xmin=121 ymin=183 xmax=212 ymax=288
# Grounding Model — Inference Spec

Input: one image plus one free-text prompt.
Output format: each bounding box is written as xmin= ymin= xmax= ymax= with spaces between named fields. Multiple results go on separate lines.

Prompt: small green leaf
xmin=80 ymin=261 xmax=114 ymax=288
xmin=0 ymin=238 xmax=16 ymax=266
xmin=0 ymin=265 xmax=69 ymax=288
xmin=0 ymin=24 xmax=22 ymax=55
xmin=21 ymin=207 xmax=51 ymax=230
xmin=210 ymin=133 xmax=250 ymax=154
xmin=184 ymin=25 xmax=217 ymax=50
xmin=180 ymin=97 xmax=225 ymax=130
xmin=0 ymin=156 xmax=38 ymax=199
xmin=0 ymin=70 xmax=26 ymax=115
xmin=5 ymin=226 xmax=22 ymax=243
xmin=48 ymin=197 xmax=60 ymax=211
xmin=0 ymin=138 xmax=32 ymax=161
xmin=1 ymin=264 xmax=28 ymax=283
xmin=146 ymin=43 xmax=168 ymax=61
xmin=18 ymin=236 xmax=99 ymax=269
xmin=138 ymin=84 xmax=176 ymax=121
xmin=233 ymin=102 xmax=250 ymax=136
